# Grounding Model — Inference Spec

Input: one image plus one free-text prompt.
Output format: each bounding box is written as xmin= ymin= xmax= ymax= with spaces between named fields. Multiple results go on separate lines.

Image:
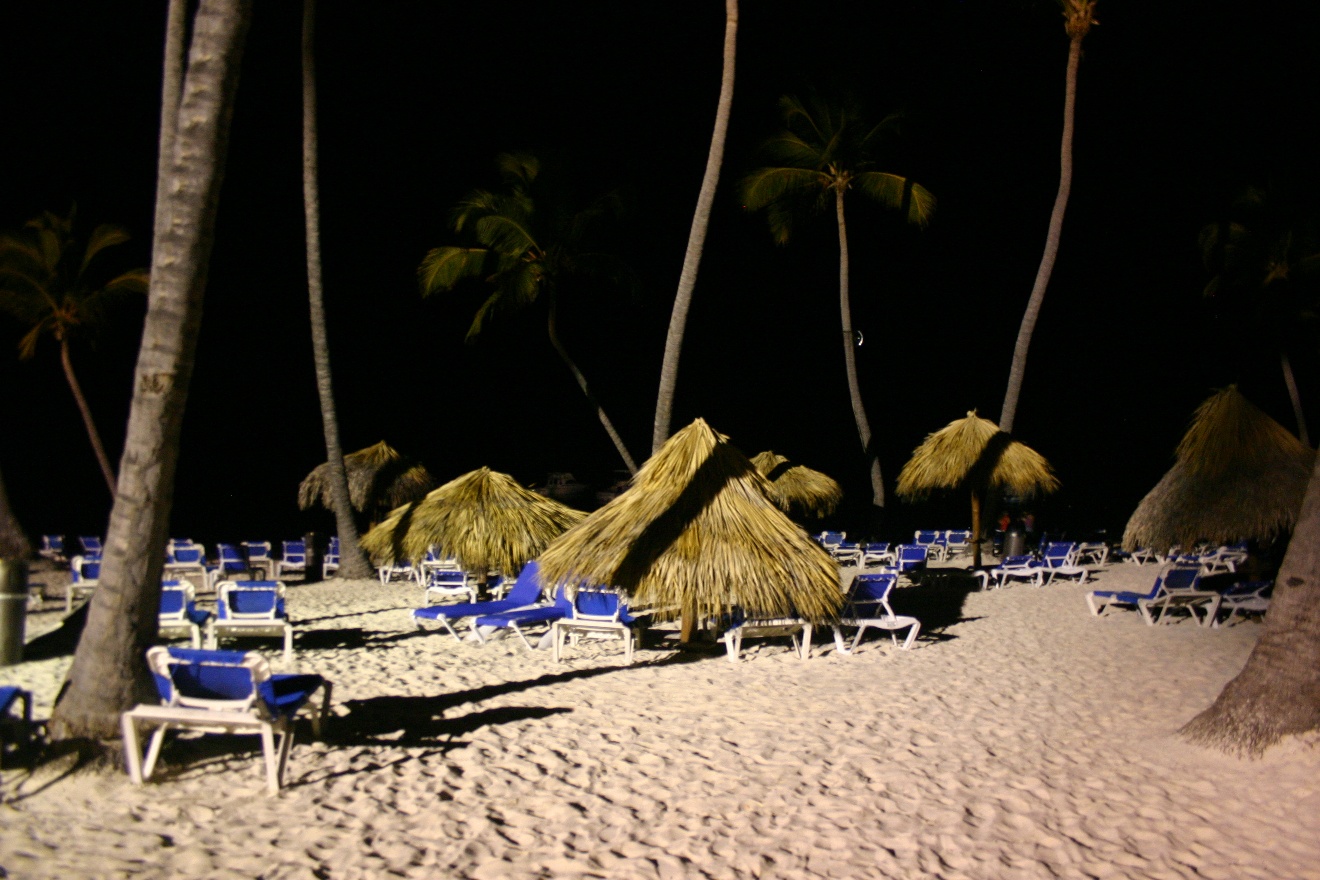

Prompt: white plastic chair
xmin=831 ymin=572 xmax=920 ymax=654
xmin=211 ymin=580 xmax=294 ymax=661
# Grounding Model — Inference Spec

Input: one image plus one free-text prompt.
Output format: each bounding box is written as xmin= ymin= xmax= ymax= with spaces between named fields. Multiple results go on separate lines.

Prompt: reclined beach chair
xmin=242 ymin=541 xmax=273 ymax=579
xmin=473 ymin=584 xmax=573 ymax=650
xmin=423 ymin=568 xmax=475 ymax=604
xmin=942 ymin=530 xmax=972 ymax=558
xmin=1213 ymin=580 xmax=1272 ymax=627
xmin=66 ymin=554 xmax=101 ymax=612
xmin=860 ymin=542 xmax=895 ymax=567
xmin=1039 ymin=542 xmax=1089 ymax=584
xmin=0 ymin=685 xmax=34 ymax=765
xmin=1075 ymin=540 xmax=1111 ymax=565
xmin=721 ymin=607 xmax=813 ymax=662
xmin=914 ymin=530 xmax=946 ymax=562
xmin=376 ymin=558 xmax=415 ymax=586
xmin=122 ymin=646 xmax=331 ymax=795
xmin=815 ymin=531 xmax=845 ymax=549
xmin=551 ymin=588 xmax=646 ymax=664
xmin=78 ymin=536 xmax=103 ymax=557
xmin=211 ymin=580 xmax=294 ymax=661
xmin=275 ymin=540 xmax=307 ymax=580
xmin=893 ymin=544 xmax=928 ymax=579
xmin=38 ymin=534 xmax=66 ymax=566
xmin=322 ymin=536 xmax=340 ymax=579
xmin=975 ymin=554 xmax=1043 ymax=589
xmin=831 ymin=572 xmax=921 ymax=654
xmin=207 ymin=544 xmax=248 ymax=589
xmin=1085 ymin=565 xmax=1210 ymax=625
xmin=830 ymin=540 xmax=863 ymax=565
xmin=1125 ymin=547 xmax=1164 ymax=566
xmin=158 ymin=580 xmax=212 ymax=649
xmin=412 ymin=561 xmax=544 ymax=639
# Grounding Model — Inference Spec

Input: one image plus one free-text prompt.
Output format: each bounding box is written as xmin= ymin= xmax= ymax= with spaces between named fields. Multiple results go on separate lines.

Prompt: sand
xmin=2 ymin=561 xmax=1317 ymax=880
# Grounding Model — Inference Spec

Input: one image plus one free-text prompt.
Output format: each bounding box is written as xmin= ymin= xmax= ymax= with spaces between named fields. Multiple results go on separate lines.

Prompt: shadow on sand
xmin=888 ymin=567 xmax=984 ymax=637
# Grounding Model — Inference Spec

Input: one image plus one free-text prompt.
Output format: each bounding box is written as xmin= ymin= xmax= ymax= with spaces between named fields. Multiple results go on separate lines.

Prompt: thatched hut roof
xmin=750 ymin=451 xmax=844 ymax=519
xmin=298 ymin=441 xmax=435 ymax=513
xmin=895 ymin=411 xmax=1060 ymax=500
xmin=359 ymin=467 xmax=584 ymax=575
xmin=538 ymin=419 xmax=842 ymax=624
xmin=1123 ymin=387 xmax=1315 ymax=552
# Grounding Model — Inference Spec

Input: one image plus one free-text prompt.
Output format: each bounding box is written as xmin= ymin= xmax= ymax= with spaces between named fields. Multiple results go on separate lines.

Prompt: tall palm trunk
xmin=547 ymin=293 xmax=638 ymax=475
xmin=50 ymin=0 xmax=251 ymax=741
xmin=836 ymin=190 xmax=884 ymax=507
xmin=59 ymin=335 xmax=117 ymax=496
xmin=1182 ymin=448 xmax=1320 ymax=753
xmin=1281 ymin=351 xmax=1310 ymax=448
xmin=999 ymin=14 xmax=1089 ymax=435
xmin=302 ymin=0 xmax=370 ymax=579
xmin=652 ymin=0 xmax=738 ymax=454
xmin=0 ymin=462 xmax=30 ymax=561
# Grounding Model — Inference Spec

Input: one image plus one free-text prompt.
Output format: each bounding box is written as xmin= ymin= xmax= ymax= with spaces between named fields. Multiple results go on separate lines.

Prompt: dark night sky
xmin=1 ymin=1 xmax=1317 ymax=548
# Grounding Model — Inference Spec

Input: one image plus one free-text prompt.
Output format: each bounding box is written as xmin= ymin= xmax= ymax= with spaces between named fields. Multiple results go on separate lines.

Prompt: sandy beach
xmin=2 ymin=561 xmax=1317 ymax=880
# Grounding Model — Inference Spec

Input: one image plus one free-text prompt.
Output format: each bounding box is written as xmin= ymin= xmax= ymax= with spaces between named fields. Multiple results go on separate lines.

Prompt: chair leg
xmin=552 ymin=622 xmax=565 ymax=662
xmin=283 ymin=626 xmax=293 ymax=664
xmin=142 ymin=722 xmax=171 ymax=781
xmin=310 ymin=680 xmax=332 ymax=740
xmin=901 ymin=621 xmax=921 ymax=650
xmin=121 ymin=713 xmax=145 ymax=785
xmin=832 ymin=625 xmax=852 ymax=655
xmin=723 ymin=629 xmax=742 ymax=662
xmin=800 ymin=624 xmax=813 ymax=660
xmin=260 ymin=722 xmax=282 ymax=795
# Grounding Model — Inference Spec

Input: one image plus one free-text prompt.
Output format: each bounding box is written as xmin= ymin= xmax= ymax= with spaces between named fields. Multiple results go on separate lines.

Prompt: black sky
xmin=2 ymin=1 xmax=1317 ymax=547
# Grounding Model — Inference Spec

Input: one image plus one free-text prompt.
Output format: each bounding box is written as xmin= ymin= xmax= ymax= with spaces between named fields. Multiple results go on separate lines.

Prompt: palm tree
xmin=300 ymin=0 xmax=370 ymax=579
xmin=741 ymin=95 xmax=936 ymax=508
xmin=0 ymin=210 xmax=149 ymax=496
xmin=998 ymin=0 xmax=1098 ymax=435
xmin=1199 ymin=184 xmax=1320 ymax=448
xmin=419 ymin=153 xmax=639 ymax=474
xmin=652 ymin=0 xmax=739 ymax=454
xmin=1182 ymin=428 xmax=1320 ymax=755
xmin=50 ymin=0 xmax=252 ymax=743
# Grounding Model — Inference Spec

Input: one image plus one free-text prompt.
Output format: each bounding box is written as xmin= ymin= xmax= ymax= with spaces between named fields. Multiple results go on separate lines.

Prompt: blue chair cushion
xmin=475 ymin=605 xmax=569 ymax=628
xmin=258 ymin=674 xmax=327 ymax=719
xmin=0 ymin=686 xmax=28 ymax=716
xmin=574 ymin=591 xmax=637 ymax=624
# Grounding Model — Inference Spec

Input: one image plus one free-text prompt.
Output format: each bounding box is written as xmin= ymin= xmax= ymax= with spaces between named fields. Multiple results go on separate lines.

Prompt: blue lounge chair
xmin=721 ymin=606 xmax=813 ymax=662
xmin=121 ymin=646 xmax=331 ymax=795
xmin=423 ymin=568 xmax=475 ymax=605
xmin=1 ymin=685 xmax=34 ymax=764
xmin=212 ymin=580 xmax=294 ymax=660
xmin=914 ymin=530 xmax=946 ymax=561
xmin=893 ymin=544 xmax=928 ymax=576
xmin=551 ymin=589 xmax=645 ymax=664
xmin=474 ymin=585 xmax=573 ymax=650
xmin=1213 ymin=580 xmax=1272 ymax=627
xmin=322 ymin=536 xmax=340 ymax=579
xmin=208 ymin=543 xmax=248 ymax=589
xmin=242 ymin=541 xmax=273 ymax=579
xmin=831 ymin=572 xmax=920 ymax=654
xmin=78 ymin=536 xmax=103 ymax=557
xmin=1040 ymin=542 xmax=1088 ymax=584
xmin=67 ymin=554 xmax=101 ymax=611
xmin=158 ymin=580 xmax=212 ymax=648
xmin=942 ymin=530 xmax=972 ymax=558
xmin=275 ymin=540 xmax=307 ymax=580
xmin=1085 ymin=565 xmax=1210 ymax=625
xmin=860 ymin=542 xmax=894 ymax=567
xmin=830 ymin=540 xmax=862 ymax=565
xmin=39 ymin=534 xmax=66 ymax=565
xmin=412 ymin=561 xmax=544 ymax=640
xmin=976 ymin=554 xmax=1044 ymax=589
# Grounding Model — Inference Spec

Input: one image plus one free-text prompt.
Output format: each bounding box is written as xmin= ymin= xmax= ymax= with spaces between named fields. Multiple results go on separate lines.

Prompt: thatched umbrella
xmin=539 ymin=419 xmax=842 ymax=642
xmin=896 ymin=411 xmax=1060 ymax=568
xmin=359 ymin=467 xmax=584 ymax=577
xmin=750 ymin=451 xmax=844 ymax=519
xmin=1123 ymin=386 xmax=1315 ymax=553
xmin=299 ymin=441 xmax=434 ymax=521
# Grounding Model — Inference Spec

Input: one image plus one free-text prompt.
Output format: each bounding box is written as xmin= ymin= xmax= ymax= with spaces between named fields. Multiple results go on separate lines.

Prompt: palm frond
xmin=740 ymin=167 xmax=828 ymax=212
xmin=472 ymin=212 xmax=540 ymax=258
xmin=418 ymin=246 xmax=489 ymax=295
xmin=360 ymin=466 xmax=584 ymax=575
xmin=496 ymin=152 xmax=539 ymax=189
xmin=81 ymin=224 xmax=133 ymax=275
xmin=538 ymin=420 xmax=842 ymax=624
xmin=758 ymin=131 xmax=830 ymax=171
xmin=854 ymin=173 xmax=937 ymax=227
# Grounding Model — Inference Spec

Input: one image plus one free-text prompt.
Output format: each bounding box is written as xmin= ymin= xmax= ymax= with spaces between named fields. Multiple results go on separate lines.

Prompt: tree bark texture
xmin=50 ymin=0 xmax=252 ymax=742
xmin=302 ymin=0 xmax=370 ymax=579
xmin=836 ymin=190 xmax=884 ymax=507
xmin=59 ymin=336 xmax=118 ymax=497
xmin=999 ymin=32 xmax=1083 ymax=435
xmin=1182 ymin=449 xmax=1320 ymax=754
xmin=0 ymin=462 xmax=31 ymax=560
xmin=1280 ymin=351 xmax=1310 ymax=449
xmin=547 ymin=294 xmax=638 ymax=475
xmin=652 ymin=0 xmax=738 ymax=454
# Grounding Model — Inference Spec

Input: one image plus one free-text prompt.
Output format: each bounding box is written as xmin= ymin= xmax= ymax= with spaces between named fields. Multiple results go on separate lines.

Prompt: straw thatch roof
xmin=359 ymin=467 xmax=585 ymax=575
xmin=298 ymin=441 xmax=435 ymax=514
xmin=538 ymin=419 xmax=842 ymax=624
xmin=750 ymin=451 xmax=844 ymax=519
xmin=1123 ymin=387 xmax=1315 ymax=552
xmin=895 ymin=411 xmax=1060 ymax=500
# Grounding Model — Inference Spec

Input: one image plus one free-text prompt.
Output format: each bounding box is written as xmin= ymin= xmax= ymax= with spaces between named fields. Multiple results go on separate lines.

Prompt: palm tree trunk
xmin=652 ymin=0 xmax=738 ymax=454
xmin=1181 ymin=447 xmax=1320 ymax=754
xmin=1281 ymin=351 xmax=1310 ymax=448
xmin=999 ymin=30 xmax=1083 ymax=435
xmin=59 ymin=336 xmax=118 ymax=497
xmin=970 ymin=488 xmax=983 ymax=570
xmin=302 ymin=0 xmax=370 ymax=579
xmin=50 ymin=0 xmax=252 ymax=742
xmin=836 ymin=190 xmax=884 ymax=507
xmin=547 ymin=294 xmax=638 ymax=475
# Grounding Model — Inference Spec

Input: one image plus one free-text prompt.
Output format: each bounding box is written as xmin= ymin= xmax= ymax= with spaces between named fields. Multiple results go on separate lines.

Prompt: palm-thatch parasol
xmin=298 ymin=441 xmax=435 ymax=520
xmin=538 ymin=419 xmax=842 ymax=642
xmin=896 ymin=410 xmax=1060 ymax=568
xmin=750 ymin=451 xmax=844 ymax=519
xmin=1123 ymin=386 xmax=1315 ymax=553
xmin=359 ymin=467 xmax=585 ymax=577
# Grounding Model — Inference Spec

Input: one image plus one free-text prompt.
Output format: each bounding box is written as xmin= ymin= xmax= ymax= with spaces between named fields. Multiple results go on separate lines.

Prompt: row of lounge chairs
xmin=1086 ymin=564 xmax=1272 ymax=627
